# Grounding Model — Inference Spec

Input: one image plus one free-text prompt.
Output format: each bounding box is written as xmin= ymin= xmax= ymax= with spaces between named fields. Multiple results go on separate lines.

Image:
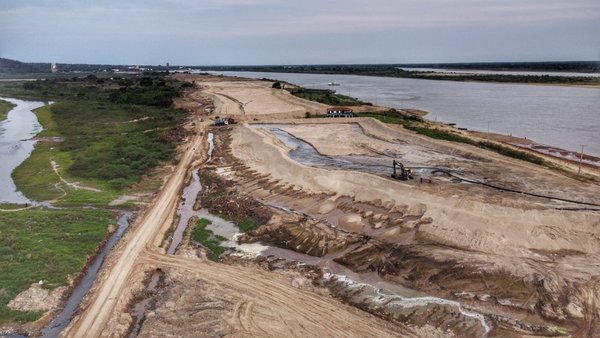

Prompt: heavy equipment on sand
xmin=391 ymin=160 xmax=414 ymax=180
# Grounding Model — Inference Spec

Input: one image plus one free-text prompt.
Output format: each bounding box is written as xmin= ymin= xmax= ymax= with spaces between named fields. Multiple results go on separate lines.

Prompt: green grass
xmin=192 ymin=218 xmax=226 ymax=261
xmin=0 ymin=204 xmax=27 ymax=210
xmin=0 ymin=208 xmax=114 ymax=324
xmin=238 ymin=219 xmax=262 ymax=232
xmin=11 ymin=82 xmax=187 ymax=205
xmin=286 ymin=88 xmax=367 ymax=106
xmin=33 ymin=105 xmax=59 ymax=137
xmin=0 ymin=98 xmax=16 ymax=122
xmin=12 ymin=143 xmax=63 ymax=201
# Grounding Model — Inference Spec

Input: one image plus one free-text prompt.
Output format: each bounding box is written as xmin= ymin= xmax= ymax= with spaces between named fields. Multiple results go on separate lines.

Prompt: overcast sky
xmin=1 ymin=0 xmax=599 ymax=65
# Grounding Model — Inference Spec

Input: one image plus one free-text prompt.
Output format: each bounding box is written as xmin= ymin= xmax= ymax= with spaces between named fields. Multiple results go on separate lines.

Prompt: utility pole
xmin=578 ymin=145 xmax=585 ymax=174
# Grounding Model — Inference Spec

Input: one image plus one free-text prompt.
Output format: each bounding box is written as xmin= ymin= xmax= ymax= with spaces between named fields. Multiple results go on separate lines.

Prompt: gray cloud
xmin=1 ymin=0 xmax=598 ymax=64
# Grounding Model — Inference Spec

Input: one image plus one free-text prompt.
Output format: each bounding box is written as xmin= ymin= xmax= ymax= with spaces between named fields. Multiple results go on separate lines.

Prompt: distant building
xmin=327 ymin=107 xmax=355 ymax=118
xmin=51 ymin=63 xmax=58 ymax=73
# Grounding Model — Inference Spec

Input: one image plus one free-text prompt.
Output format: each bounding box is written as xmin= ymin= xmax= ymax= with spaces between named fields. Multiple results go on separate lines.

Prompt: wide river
xmin=0 ymin=97 xmax=45 ymax=204
xmin=213 ymin=71 xmax=600 ymax=157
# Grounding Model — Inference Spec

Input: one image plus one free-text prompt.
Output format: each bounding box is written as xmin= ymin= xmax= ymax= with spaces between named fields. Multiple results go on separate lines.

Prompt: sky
xmin=1 ymin=0 xmax=599 ymax=65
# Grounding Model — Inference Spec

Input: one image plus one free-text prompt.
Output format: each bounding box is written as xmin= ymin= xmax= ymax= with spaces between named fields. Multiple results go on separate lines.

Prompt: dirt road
xmin=137 ymin=253 xmax=417 ymax=338
xmin=62 ymin=124 xmax=206 ymax=336
xmin=63 ymin=80 xmax=412 ymax=337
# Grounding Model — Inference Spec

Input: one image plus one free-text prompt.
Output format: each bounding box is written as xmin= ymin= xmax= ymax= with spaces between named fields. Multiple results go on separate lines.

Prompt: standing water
xmin=0 ymin=97 xmax=45 ymax=204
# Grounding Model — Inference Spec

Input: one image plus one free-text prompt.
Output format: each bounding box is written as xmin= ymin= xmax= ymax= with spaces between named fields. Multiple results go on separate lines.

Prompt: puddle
xmin=167 ymin=168 xmax=203 ymax=255
xmin=127 ymin=269 xmax=164 ymax=338
xmin=40 ymin=213 xmax=133 ymax=338
xmin=206 ymin=132 xmax=214 ymax=163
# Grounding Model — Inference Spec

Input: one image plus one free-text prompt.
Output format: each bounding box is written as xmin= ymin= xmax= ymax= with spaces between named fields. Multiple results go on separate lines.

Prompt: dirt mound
xmin=8 ymin=283 xmax=66 ymax=312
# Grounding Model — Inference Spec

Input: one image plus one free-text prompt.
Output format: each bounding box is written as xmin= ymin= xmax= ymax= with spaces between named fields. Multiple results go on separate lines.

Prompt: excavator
xmin=391 ymin=160 xmax=414 ymax=180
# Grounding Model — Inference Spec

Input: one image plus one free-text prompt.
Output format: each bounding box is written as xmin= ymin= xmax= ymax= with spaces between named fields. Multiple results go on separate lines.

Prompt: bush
xmin=272 ymin=82 xmax=282 ymax=89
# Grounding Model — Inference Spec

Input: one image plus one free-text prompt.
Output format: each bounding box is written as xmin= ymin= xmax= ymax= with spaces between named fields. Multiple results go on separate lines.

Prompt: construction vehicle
xmin=391 ymin=160 xmax=414 ymax=180
xmin=214 ymin=117 xmax=235 ymax=126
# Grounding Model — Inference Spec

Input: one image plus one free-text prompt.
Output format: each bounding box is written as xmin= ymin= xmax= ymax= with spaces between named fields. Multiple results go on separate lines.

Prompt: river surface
xmin=212 ymin=71 xmax=600 ymax=157
xmin=398 ymin=67 xmax=600 ymax=78
xmin=0 ymin=97 xmax=45 ymax=204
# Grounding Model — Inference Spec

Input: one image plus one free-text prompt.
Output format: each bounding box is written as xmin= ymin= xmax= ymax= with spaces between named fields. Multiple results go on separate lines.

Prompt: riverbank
xmin=213 ymin=71 xmax=600 ymax=158
xmin=208 ymin=65 xmax=600 ymax=87
xmin=0 ymin=98 xmax=16 ymax=121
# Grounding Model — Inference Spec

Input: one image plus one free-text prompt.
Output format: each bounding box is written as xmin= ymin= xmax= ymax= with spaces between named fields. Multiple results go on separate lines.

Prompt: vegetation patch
xmin=192 ymin=218 xmax=226 ymax=261
xmin=0 ymin=98 xmax=16 ymax=122
xmin=0 ymin=208 xmax=113 ymax=324
xmin=10 ymin=76 xmax=188 ymax=204
xmin=285 ymin=87 xmax=368 ymax=106
xmin=357 ymin=110 xmax=548 ymax=167
xmin=238 ymin=219 xmax=262 ymax=232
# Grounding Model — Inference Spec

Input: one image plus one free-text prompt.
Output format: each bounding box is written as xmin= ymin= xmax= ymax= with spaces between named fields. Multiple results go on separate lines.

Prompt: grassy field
xmin=0 ymin=98 xmax=16 ymax=122
xmin=0 ymin=74 xmax=189 ymax=325
xmin=11 ymin=76 xmax=188 ymax=205
xmin=0 ymin=208 xmax=114 ymax=324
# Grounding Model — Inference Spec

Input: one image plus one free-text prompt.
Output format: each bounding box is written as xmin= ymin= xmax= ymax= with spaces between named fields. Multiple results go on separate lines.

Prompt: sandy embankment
xmin=232 ymin=121 xmax=600 ymax=263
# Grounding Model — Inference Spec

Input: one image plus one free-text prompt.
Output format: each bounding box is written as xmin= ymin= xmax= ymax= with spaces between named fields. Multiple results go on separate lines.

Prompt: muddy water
xmin=167 ymin=133 xmax=216 ymax=255
xmin=254 ymin=124 xmax=467 ymax=183
xmin=167 ymin=168 xmax=203 ymax=255
xmin=256 ymin=124 xmax=396 ymax=174
xmin=168 ymin=170 xmax=268 ymax=256
xmin=0 ymin=97 xmax=45 ymax=204
xmin=167 ymin=132 xmax=268 ymax=256
xmin=41 ymin=213 xmax=132 ymax=338
xmin=127 ymin=270 xmax=163 ymax=338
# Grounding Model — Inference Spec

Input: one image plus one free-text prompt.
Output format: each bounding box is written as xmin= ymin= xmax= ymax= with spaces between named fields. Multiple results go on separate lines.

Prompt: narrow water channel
xmin=41 ymin=213 xmax=133 ymax=338
xmin=0 ymin=97 xmax=45 ymax=205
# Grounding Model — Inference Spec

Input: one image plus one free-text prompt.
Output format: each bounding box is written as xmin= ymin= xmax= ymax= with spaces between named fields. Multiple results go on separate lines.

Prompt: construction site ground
xmin=60 ymin=74 xmax=600 ymax=338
